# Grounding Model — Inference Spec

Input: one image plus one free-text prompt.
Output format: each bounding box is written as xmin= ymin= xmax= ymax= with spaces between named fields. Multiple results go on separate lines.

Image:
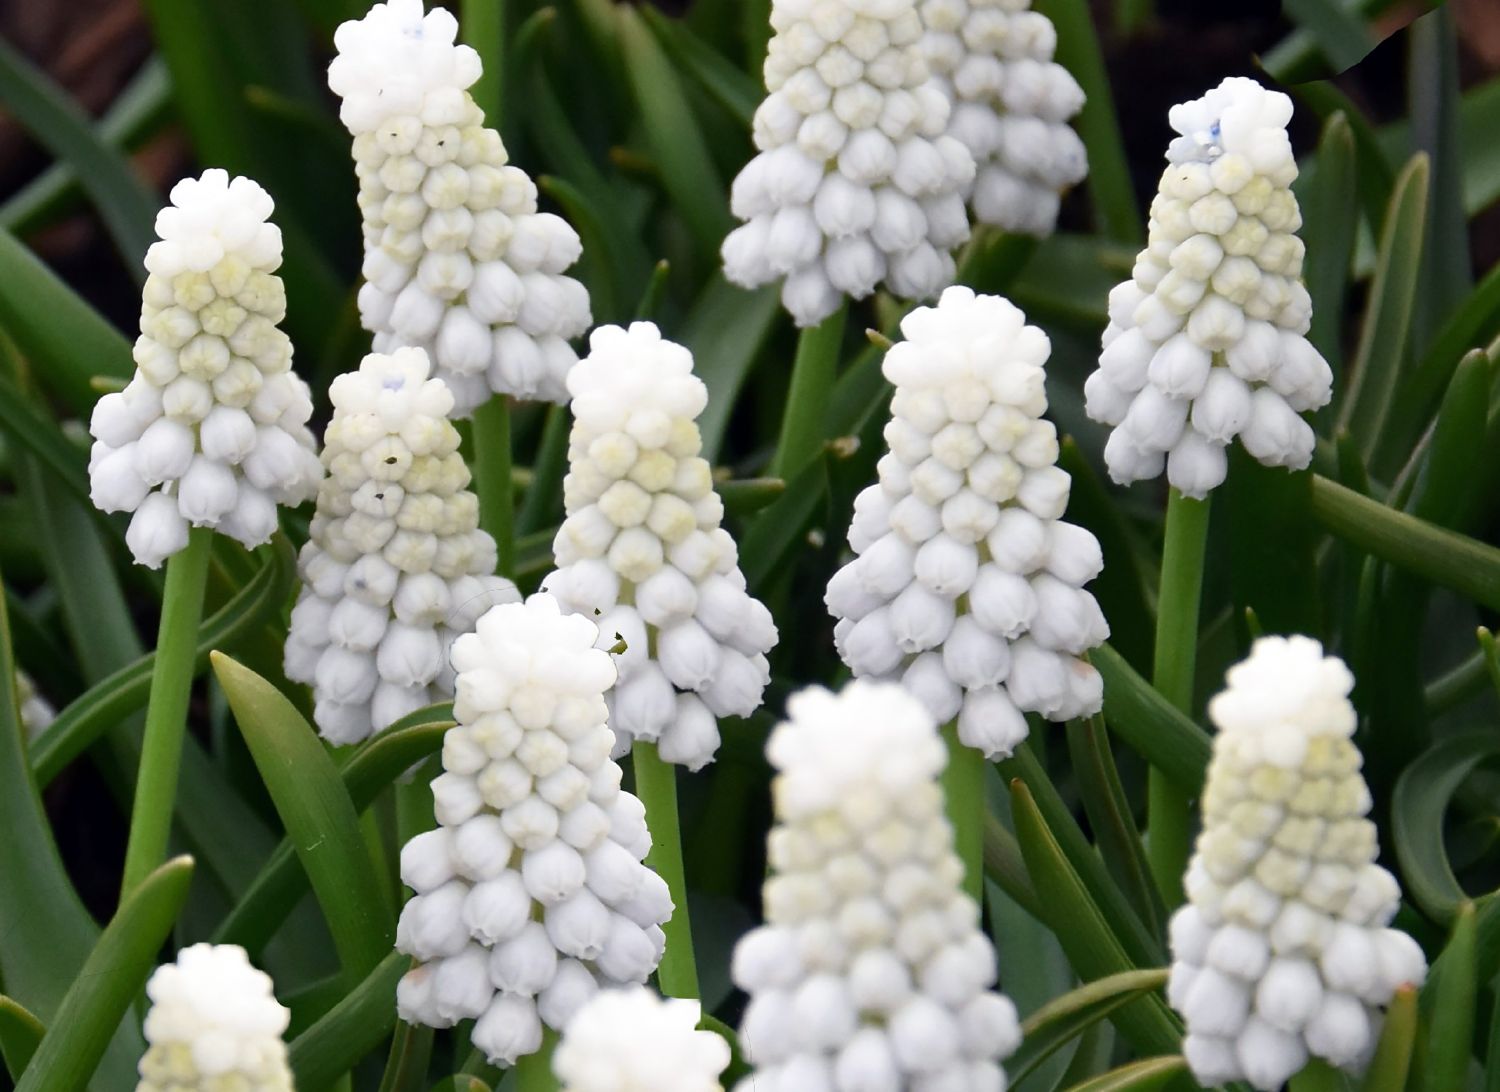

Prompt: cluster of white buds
xmin=16 ymin=669 xmax=55 ymax=740
xmin=554 ymin=988 xmax=730 ymax=1092
xmin=722 ymin=0 xmax=977 ymax=327
xmin=1169 ymin=636 xmax=1427 ymax=1091
xmin=827 ymin=286 xmax=1105 ymax=758
xmin=284 ymin=347 xmax=519 ymax=744
xmin=1084 ymin=77 xmax=1332 ymax=498
xmin=732 ymin=681 xmax=1022 ymax=1092
xmin=88 ymin=169 xmax=323 ymax=569
xmin=328 ymin=0 xmax=592 ymax=415
xmin=136 ymin=943 xmax=292 ymax=1092
xmin=395 ymin=594 xmax=672 ymax=1066
xmin=920 ymin=0 xmax=1087 ymax=236
xmin=542 ymin=323 xmax=777 ymax=770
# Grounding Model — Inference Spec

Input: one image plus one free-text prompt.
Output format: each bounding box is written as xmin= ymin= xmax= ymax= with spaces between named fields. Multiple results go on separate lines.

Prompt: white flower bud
xmin=554 ymin=988 xmax=730 ymax=1092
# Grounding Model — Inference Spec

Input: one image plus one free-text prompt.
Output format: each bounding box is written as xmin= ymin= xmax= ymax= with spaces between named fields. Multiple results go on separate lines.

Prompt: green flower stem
xmin=941 ymin=721 xmax=983 ymax=903
xmin=1146 ymin=488 xmax=1210 ymax=909
xmin=769 ymin=302 xmax=847 ymax=480
xmin=472 ymin=394 xmax=515 ymax=577
xmin=631 ymin=740 xmax=700 ymax=999
xmin=1288 ymin=1059 xmax=1345 ymax=1092
xmin=119 ymin=525 xmax=213 ymax=898
xmin=514 ymin=1030 xmax=558 ymax=1092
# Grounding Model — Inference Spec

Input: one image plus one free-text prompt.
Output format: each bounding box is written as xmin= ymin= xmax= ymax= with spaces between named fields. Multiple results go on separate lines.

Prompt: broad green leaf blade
xmin=14 ymin=856 xmax=194 ymax=1092
xmin=1090 ymin=644 xmax=1212 ymax=795
xmin=1420 ymin=902 xmax=1477 ymax=1092
xmin=680 ymin=276 xmax=781 ymax=461
xmin=288 ymin=952 xmax=408 ymax=1092
xmin=1057 ymin=1055 xmax=1187 ymax=1092
xmin=1299 ymin=112 xmax=1358 ymax=363
xmin=1391 ymin=732 xmax=1499 ymax=923
xmin=212 ymin=652 xmax=396 ymax=987
xmin=1359 ymin=984 xmax=1417 ymax=1092
xmin=1401 ymin=350 xmax=1495 ymax=529
xmin=1009 ymin=969 xmax=1170 ymax=1087
xmin=0 ymin=997 xmax=43 ymax=1081
xmin=1282 ymin=0 xmax=1375 ymax=72
xmin=377 ymin=1022 xmax=434 ymax=1092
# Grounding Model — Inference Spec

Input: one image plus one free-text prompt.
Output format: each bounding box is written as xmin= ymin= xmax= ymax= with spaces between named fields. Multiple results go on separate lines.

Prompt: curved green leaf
xmin=211 ymin=652 xmax=395 ymax=990
xmin=1421 ymin=902 xmax=1477 ymax=1092
xmin=1392 ymin=733 xmax=1499 ymax=923
xmin=982 ymin=813 xmax=1042 ymax=920
xmin=288 ymin=952 xmax=408 ymax=1092
xmin=1359 ymin=984 xmax=1418 ymax=1092
xmin=0 ymin=996 xmax=43 ymax=1081
xmin=14 ymin=856 xmax=194 ymax=1092
xmin=1090 ymin=644 xmax=1212 ymax=795
xmin=1398 ymin=260 xmax=1500 ymax=448
xmin=1009 ymin=968 xmax=1169 ymax=1087
xmin=1058 ymin=1055 xmax=1188 ymax=1092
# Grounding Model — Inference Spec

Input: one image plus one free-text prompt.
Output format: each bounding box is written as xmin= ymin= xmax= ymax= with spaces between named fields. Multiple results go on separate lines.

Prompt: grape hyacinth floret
xmin=1083 ymin=77 xmax=1332 ymax=497
xmin=722 ymin=0 xmax=977 ymax=327
xmin=732 ymin=681 xmax=1022 ymax=1092
xmin=136 ymin=943 xmax=292 ymax=1092
xmin=827 ymin=286 xmax=1106 ymax=758
xmin=328 ymin=0 xmax=592 ymax=415
xmin=554 ymin=987 xmax=730 ymax=1092
xmin=1168 ymin=636 xmax=1428 ymax=1090
xmin=284 ymin=347 xmax=519 ymax=744
xmin=543 ymin=323 xmax=777 ymax=770
xmin=920 ymin=0 xmax=1087 ymax=236
xmin=395 ymin=594 xmax=672 ymax=1067
xmin=16 ymin=669 xmax=55 ymax=739
xmin=88 ymin=169 xmax=323 ymax=569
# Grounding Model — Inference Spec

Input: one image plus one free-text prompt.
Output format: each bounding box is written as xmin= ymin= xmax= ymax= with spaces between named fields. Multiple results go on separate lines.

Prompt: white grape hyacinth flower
xmin=328 ymin=0 xmax=592 ymax=415
xmin=1169 ymin=636 xmax=1427 ymax=1091
xmin=827 ymin=286 xmax=1106 ymax=758
xmin=395 ymin=594 xmax=673 ymax=1067
xmin=136 ymin=943 xmax=292 ymax=1092
xmin=88 ymin=169 xmax=323 ymax=569
xmin=16 ymin=669 xmax=55 ymax=740
xmin=542 ymin=323 xmax=777 ymax=771
xmin=554 ymin=987 xmax=730 ymax=1092
xmin=722 ymin=0 xmax=977 ymax=327
xmin=732 ymin=681 xmax=1022 ymax=1092
xmin=284 ymin=347 xmax=519 ymax=743
xmin=920 ymin=0 xmax=1087 ymax=236
xmin=1084 ymin=77 xmax=1333 ymax=498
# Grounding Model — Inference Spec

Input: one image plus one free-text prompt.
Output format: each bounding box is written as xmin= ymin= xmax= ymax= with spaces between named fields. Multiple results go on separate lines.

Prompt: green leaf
xmin=1057 ymin=1055 xmax=1188 ymax=1092
xmin=1359 ymin=984 xmax=1418 ymax=1092
xmin=1225 ymin=458 xmax=1321 ymax=639
xmin=1391 ymin=732 xmax=1500 ymax=923
xmin=212 ymin=652 xmax=396 ymax=991
xmin=288 ymin=952 xmax=408 ymax=1092
xmin=1339 ymin=154 xmax=1430 ymax=465
xmin=718 ymin=476 xmax=786 ymax=517
xmin=1008 ymin=969 xmax=1170 ymax=1087
xmin=639 ymin=5 xmax=760 ymax=128
xmin=1282 ymin=0 xmax=1375 ymax=73
xmin=1299 ymin=112 xmax=1358 ymax=363
xmin=1401 ymin=350 xmax=1495 ymax=530
xmin=740 ymin=452 xmax=829 ymax=592
xmin=982 ymin=813 xmax=1043 ymax=921
xmin=1396 ymin=259 xmax=1500 ymax=451
xmin=0 ymin=997 xmax=43 ymax=1081
xmin=1263 ymin=0 xmax=1385 ymax=80
xmin=679 ymin=275 xmax=781 ymax=462
xmin=1420 ymin=902 xmax=1477 ymax=1092
xmin=1289 ymin=80 xmax=1396 ymax=236
xmin=1089 ymin=644 xmax=1212 ymax=795
xmin=771 ymin=303 xmax=848 ymax=480
xmin=14 ymin=856 xmax=194 ymax=1092
xmin=699 ymin=1013 xmax=752 ymax=1088
xmin=0 ymin=368 xmax=93 ymax=512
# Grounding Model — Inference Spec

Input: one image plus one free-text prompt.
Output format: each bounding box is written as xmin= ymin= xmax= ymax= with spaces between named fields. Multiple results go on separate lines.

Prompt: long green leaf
xmin=1359 ymin=985 xmax=1418 ymax=1092
xmin=1396 ymin=260 xmax=1500 ymax=449
xmin=14 ymin=856 xmax=194 ymax=1092
xmin=288 ymin=951 xmax=408 ymax=1092
xmin=1420 ymin=902 xmax=1477 ymax=1092
xmin=0 ymin=997 xmax=43 ymax=1081
xmin=0 ymin=368 xmax=92 ymax=510
xmin=212 ymin=652 xmax=396 ymax=989
xmin=1300 ymin=112 xmax=1358 ymax=363
xmin=1391 ymin=733 xmax=1499 ymax=923
xmin=1282 ymin=0 xmax=1375 ymax=72
xmin=1058 ymin=1056 xmax=1187 ymax=1092
xmin=680 ymin=275 xmax=781 ymax=461
xmin=1009 ymin=969 xmax=1169 ymax=1087
xmin=640 ymin=5 xmax=760 ymax=127
xmin=1090 ymin=644 xmax=1212 ymax=794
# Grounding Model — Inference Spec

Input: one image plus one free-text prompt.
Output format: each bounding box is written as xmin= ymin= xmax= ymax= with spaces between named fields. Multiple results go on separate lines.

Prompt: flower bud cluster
xmin=395 ymin=595 xmax=672 ymax=1067
xmin=732 ymin=681 xmax=1022 ymax=1092
xmin=88 ymin=170 xmax=323 ymax=569
xmin=136 ymin=943 xmax=292 ymax=1092
xmin=1169 ymin=636 xmax=1428 ymax=1091
xmin=827 ymin=287 xmax=1105 ymax=758
xmin=722 ymin=0 xmax=977 ymax=327
xmin=285 ymin=347 xmax=519 ymax=743
xmin=1084 ymin=77 xmax=1332 ymax=498
xmin=543 ymin=323 xmax=777 ymax=770
xmin=328 ymin=0 xmax=592 ymax=415
xmin=554 ymin=988 xmax=730 ymax=1092
xmin=16 ymin=669 xmax=55 ymax=739
xmin=920 ymin=0 xmax=1087 ymax=236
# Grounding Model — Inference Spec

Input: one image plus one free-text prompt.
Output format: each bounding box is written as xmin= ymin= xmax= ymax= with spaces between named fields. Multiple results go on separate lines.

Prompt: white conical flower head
xmin=542 ymin=322 xmax=778 ymax=770
xmin=88 ymin=169 xmax=323 ymax=568
xmin=1084 ymin=77 xmax=1331 ymax=498
xmin=826 ymin=285 xmax=1106 ymax=757
xmin=721 ymin=0 xmax=977 ymax=326
xmin=731 ymin=681 xmax=1022 ymax=1092
xmin=284 ymin=346 xmax=519 ymax=743
xmin=919 ymin=0 xmax=1087 ymax=236
xmin=395 ymin=594 xmax=672 ymax=1066
xmin=554 ymin=988 xmax=730 ymax=1092
xmin=16 ymin=669 xmax=55 ymax=740
xmin=328 ymin=0 xmax=592 ymax=414
xmin=136 ymin=943 xmax=292 ymax=1091
xmin=1169 ymin=636 xmax=1428 ymax=1091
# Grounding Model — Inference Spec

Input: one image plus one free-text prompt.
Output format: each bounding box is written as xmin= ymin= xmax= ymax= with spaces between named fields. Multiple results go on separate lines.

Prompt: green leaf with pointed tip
xmin=1420 ymin=902 xmax=1477 ymax=1092
xmin=1360 ymin=985 xmax=1418 ymax=1092
xmin=1008 ymin=969 xmax=1170 ymax=1087
xmin=1396 ymin=260 xmax=1500 ymax=457
xmin=1289 ymin=80 xmax=1395 ymax=236
xmin=1392 ymin=733 xmax=1500 ymax=923
xmin=1089 ymin=644 xmax=1212 ymax=795
xmin=0 ymin=997 xmax=43 ymax=1081
xmin=212 ymin=652 xmax=396 ymax=992
xmin=1057 ymin=1055 xmax=1188 ymax=1092
xmin=1299 ymin=112 xmax=1358 ymax=363
xmin=1401 ymin=350 xmax=1496 ymax=530
xmin=640 ymin=5 xmax=759 ymax=128
xmin=14 ymin=856 xmax=194 ymax=1092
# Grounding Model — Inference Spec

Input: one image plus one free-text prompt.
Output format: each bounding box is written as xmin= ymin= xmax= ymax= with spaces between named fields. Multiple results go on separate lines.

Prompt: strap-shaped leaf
xmin=1057 ymin=1055 xmax=1188 ymax=1092
xmin=1090 ymin=644 xmax=1212 ymax=795
xmin=682 ymin=275 xmax=781 ymax=463
xmin=1421 ymin=902 xmax=1477 ymax=1092
xmin=640 ymin=5 xmax=759 ymax=127
xmin=288 ymin=951 xmax=408 ymax=1092
xmin=1359 ymin=984 xmax=1418 ymax=1092
xmin=1008 ymin=969 xmax=1169 ymax=1087
xmin=1393 ymin=733 xmax=1499 ymax=922
xmin=0 ymin=997 xmax=43 ymax=1082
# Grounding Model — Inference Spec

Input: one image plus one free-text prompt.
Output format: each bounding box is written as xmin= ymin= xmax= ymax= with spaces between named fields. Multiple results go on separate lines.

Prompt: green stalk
xmin=1146 ymin=489 xmax=1210 ymax=909
xmin=119 ymin=525 xmax=213 ymax=898
xmin=769 ymin=302 xmax=847 ymax=480
xmin=472 ymin=394 xmax=515 ymax=577
xmin=515 ymin=1030 xmax=558 ymax=1092
xmin=940 ymin=721 xmax=983 ymax=903
xmin=631 ymin=740 xmax=700 ymax=999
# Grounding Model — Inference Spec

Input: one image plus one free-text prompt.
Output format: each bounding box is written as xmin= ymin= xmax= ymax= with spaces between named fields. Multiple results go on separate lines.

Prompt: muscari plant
xmin=1 ymin=0 xmax=1498 ymax=1091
